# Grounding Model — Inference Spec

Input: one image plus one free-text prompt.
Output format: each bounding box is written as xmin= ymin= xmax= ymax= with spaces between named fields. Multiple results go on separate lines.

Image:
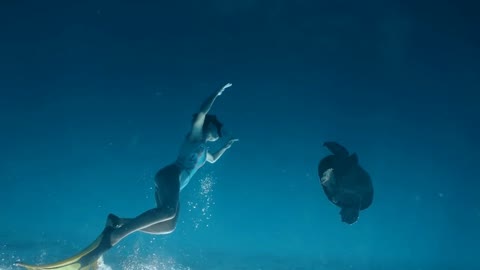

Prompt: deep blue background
xmin=1 ymin=0 xmax=479 ymax=269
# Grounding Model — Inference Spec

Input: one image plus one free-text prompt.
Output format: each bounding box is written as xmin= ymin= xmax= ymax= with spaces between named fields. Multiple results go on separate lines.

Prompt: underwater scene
xmin=1 ymin=1 xmax=478 ymax=269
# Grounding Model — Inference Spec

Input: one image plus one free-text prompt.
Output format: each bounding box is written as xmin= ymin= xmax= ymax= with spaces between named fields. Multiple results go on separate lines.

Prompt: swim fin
xmin=15 ymin=226 xmax=113 ymax=270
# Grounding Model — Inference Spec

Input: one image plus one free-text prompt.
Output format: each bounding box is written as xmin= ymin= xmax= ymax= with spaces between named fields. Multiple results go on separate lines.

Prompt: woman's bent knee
xmin=163 ymin=211 xmax=179 ymax=233
xmin=151 ymin=205 xmax=177 ymax=221
xmin=145 ymin=209 xmax=179 ymax=235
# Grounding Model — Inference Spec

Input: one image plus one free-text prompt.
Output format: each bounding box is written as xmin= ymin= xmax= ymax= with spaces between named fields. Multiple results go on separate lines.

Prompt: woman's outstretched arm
xmin=207 ymin=138 xmax=239 ymax=163
xmin=190 ymin=83 xmax=232 ymax=140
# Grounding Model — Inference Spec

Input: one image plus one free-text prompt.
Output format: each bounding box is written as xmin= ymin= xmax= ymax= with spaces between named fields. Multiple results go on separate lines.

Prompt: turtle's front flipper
xmin=15 ymin=226 xmax=113 ymax=270
xmin=324 ymin=141 xmax=349 ymax=158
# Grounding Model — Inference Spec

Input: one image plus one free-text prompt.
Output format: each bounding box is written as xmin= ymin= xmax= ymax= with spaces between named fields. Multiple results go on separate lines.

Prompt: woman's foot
xmin=106 ymin=213 xmax=124 ymax=229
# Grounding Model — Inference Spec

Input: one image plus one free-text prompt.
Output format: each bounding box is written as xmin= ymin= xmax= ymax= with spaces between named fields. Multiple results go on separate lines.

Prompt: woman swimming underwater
xmin=15 ymin=83 xmax=238 ymax=270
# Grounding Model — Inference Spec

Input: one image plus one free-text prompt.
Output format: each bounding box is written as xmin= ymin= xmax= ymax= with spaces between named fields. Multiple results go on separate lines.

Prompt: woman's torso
xmin=175 ymin=137 xmax=208 ymax=190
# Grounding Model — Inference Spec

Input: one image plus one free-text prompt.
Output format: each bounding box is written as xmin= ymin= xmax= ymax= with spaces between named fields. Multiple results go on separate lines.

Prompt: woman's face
xmin=205 ymin=123 xmax=219 ymax=142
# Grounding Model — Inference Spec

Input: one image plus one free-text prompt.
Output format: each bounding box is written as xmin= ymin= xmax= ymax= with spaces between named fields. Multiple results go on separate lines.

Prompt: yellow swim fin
xmin=15 ymin=227 xmax=113 ymax=270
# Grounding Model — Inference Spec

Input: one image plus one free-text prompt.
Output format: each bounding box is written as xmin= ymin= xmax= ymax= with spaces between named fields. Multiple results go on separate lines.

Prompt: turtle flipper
xmin=323 ymin=142 xmax=349 ymax=158
xmin=15 ymin=227 xmax=113 ymax=270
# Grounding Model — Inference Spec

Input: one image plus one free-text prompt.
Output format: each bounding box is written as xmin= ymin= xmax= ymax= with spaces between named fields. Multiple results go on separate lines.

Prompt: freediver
xmin=15 ymin=83 xmax=239 ymax=270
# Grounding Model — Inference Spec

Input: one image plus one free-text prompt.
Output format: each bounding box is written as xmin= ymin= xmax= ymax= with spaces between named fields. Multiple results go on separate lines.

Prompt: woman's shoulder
xmin=179 ymin=135 xmax=206 ymax=150
xmin=184 ymin=132 xmax=205 ymax=143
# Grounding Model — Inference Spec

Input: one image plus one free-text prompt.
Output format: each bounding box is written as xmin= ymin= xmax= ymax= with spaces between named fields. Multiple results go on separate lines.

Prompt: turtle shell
xmin=318 ymin=155 xmax=373 ymax=210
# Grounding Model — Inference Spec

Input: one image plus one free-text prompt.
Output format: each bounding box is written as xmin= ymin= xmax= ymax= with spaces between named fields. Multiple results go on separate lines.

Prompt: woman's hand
xmin=225 ymin=138 xmax=239 ymax=149
xmin=217 ymin=83 xmax=233 ymax=96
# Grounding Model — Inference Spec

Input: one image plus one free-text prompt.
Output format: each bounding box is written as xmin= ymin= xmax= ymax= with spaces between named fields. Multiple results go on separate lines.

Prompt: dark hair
xmin=192 ymin=113 xmax=223 ymax=137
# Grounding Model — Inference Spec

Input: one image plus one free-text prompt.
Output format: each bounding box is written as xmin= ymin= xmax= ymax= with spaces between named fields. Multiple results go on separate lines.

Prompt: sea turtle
xmin=318 ymin=141 xmax=374 ymax=224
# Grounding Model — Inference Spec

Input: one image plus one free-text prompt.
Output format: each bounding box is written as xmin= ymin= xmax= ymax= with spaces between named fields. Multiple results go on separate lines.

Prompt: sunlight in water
xmin=97 ymin=256 xmax=113 ymax=270
xmin=187 ymin=174 xmax=216 ymax=230
xmin=119 ymin=252 xmax=191 ymax=270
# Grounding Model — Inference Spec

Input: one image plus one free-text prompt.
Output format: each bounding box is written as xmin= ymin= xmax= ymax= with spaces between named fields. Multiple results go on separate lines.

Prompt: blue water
xmin=1 ymin=1 xmax=479 ymax=269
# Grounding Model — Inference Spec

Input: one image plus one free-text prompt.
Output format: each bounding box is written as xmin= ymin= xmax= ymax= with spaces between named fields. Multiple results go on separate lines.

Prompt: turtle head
xmin=340 ymin=206 xmax=359 ymax=225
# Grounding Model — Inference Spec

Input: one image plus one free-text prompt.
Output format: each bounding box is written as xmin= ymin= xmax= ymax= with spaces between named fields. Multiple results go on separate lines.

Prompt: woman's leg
xmin=14 ymin=166 xmax=181 ymax=270
xmin=109 ymin=204 xmax=180 ymax=235
xmin=108 ymin=164 xmax=181 ymax=245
